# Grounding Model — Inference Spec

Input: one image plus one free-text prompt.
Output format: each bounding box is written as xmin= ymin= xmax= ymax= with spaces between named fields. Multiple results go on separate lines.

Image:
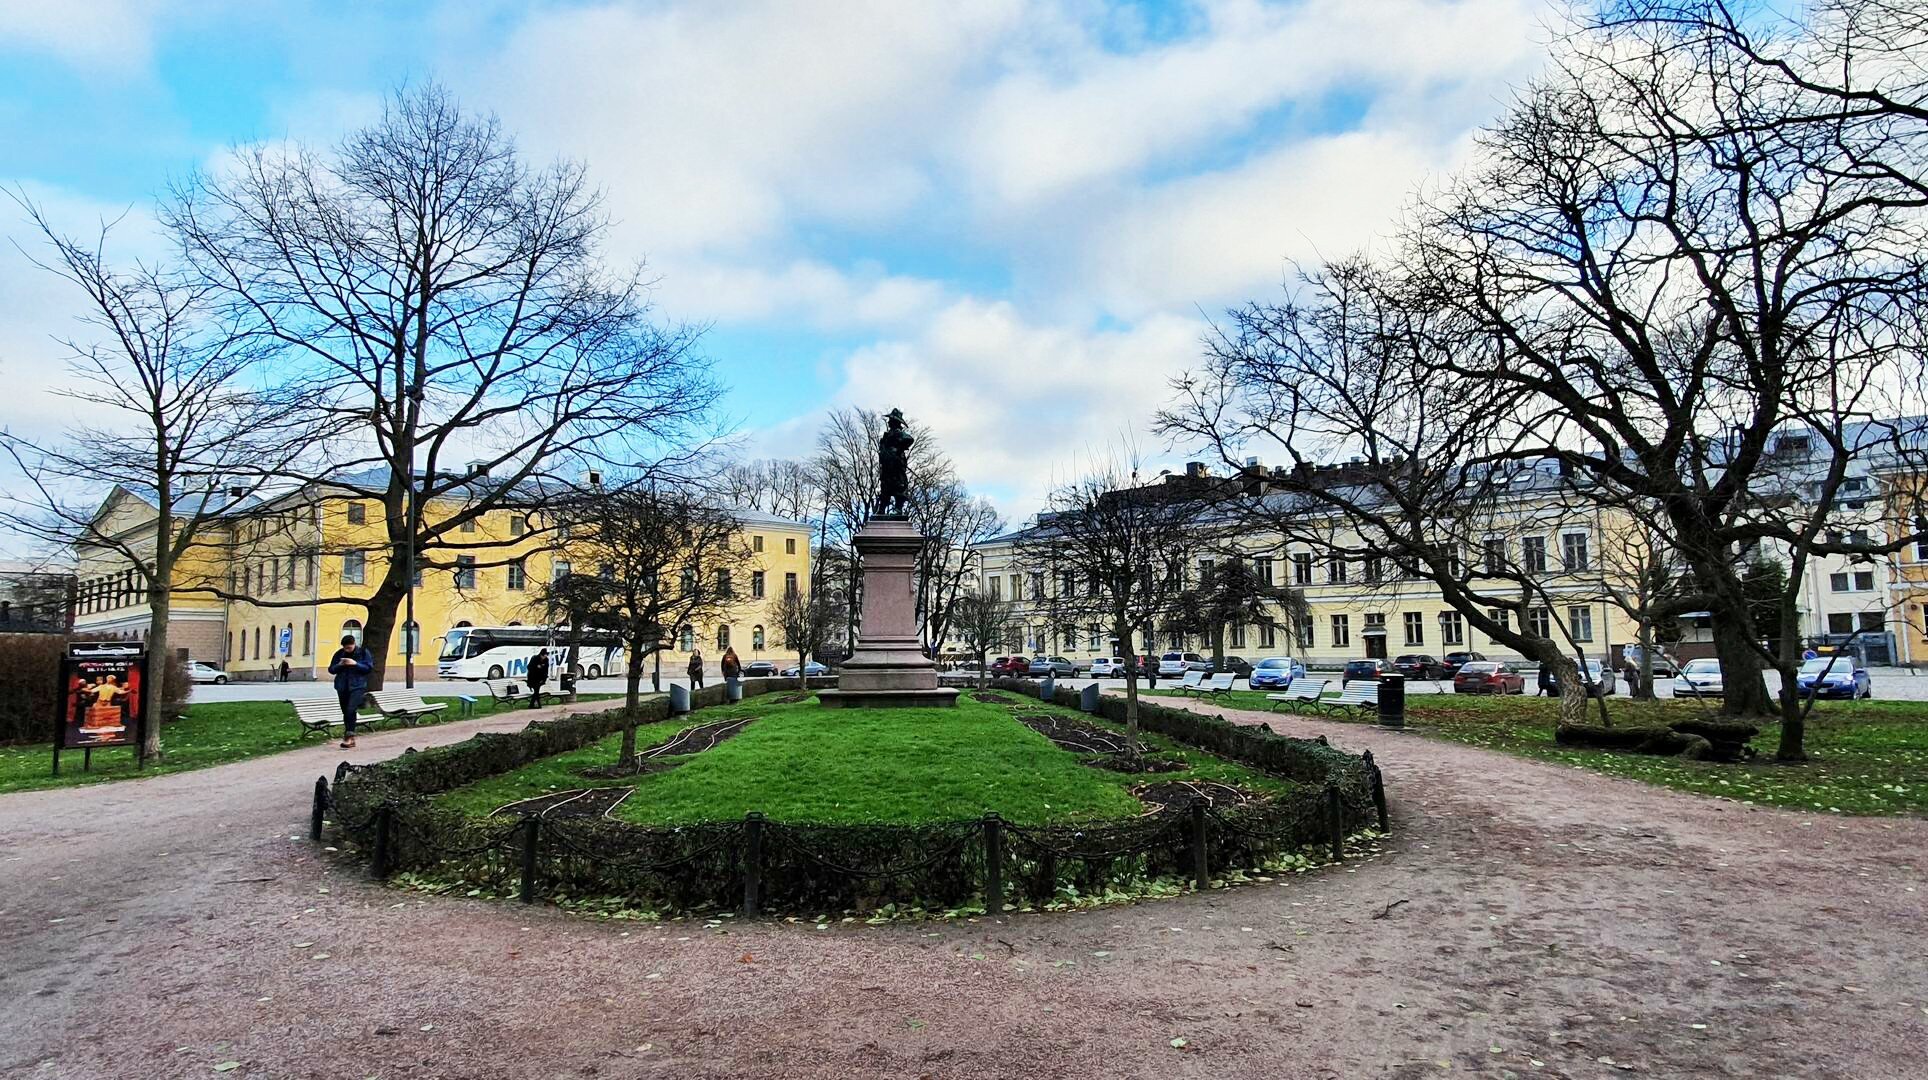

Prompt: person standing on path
xmin=278 ymin=658 xmax=290 ymax=682
xmin=721 ymin=647 xmax=741 ymax=692
xmin=687 ymin=650 xmax=705 ymax=690
xmin=526 ymin=648 xmax=551 ymax=709
xmin=327 ymin=635 xmax=373 ymax=749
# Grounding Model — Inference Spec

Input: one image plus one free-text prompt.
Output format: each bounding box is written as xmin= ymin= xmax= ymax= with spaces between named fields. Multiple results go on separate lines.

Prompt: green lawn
xmin=1174 ymin=687 xmax=1928 ymax=816
xmin=436 ymin=691 xmax=1294 ymax=826
xmin=0 ymin=693 xmax=620 ymax=796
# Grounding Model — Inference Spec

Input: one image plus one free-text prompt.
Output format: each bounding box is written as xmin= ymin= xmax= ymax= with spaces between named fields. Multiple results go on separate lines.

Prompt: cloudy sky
xmin=0 ymin=0 xmax=1551 ymax=519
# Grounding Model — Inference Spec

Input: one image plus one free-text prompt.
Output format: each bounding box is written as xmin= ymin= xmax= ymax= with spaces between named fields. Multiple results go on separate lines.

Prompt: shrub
xmin=0 ymin=633 xmax=65 ymax=744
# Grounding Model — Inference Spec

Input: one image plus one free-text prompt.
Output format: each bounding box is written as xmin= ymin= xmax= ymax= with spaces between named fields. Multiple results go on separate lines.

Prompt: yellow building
xmin=71 ymin=486 xmax=235 ymax=662
xmin=73 ymin=481 xmax=811 ymax=682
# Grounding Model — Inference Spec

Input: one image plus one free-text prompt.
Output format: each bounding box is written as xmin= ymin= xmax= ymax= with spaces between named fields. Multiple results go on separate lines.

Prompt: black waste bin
xmin=1377 ymin=673 xmax=1406 ymax=728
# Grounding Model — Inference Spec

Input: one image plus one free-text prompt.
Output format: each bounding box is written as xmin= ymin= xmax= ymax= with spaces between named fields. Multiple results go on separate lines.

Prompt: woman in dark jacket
xmin=327 ymin=634 xmax=374 ymax=749
xmin=526 ymin=648 xmax=551 ymax=709
xmin=686 ymin=650 xmax=704 ymax=690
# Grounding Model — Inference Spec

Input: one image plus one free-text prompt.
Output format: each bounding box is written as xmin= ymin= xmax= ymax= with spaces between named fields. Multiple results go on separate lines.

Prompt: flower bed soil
xmin=493 ymin=786 xmax=635 ymax=819
xmin=1014 ymin=712 xmax=1143 ymax=755
xmin=1131 ymin=779 xmax=1262 ymax=814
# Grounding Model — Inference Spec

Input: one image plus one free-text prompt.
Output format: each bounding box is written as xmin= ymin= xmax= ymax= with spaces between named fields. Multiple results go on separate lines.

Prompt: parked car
xmin=990 ymin=656 xmax=1030 ymax=676
xmin=1794 ymin=656 xmax=1872 ymax=699
xmin=1342 ymin=659 xmax=1386 ymax=685
xmin=1619 ymin=645 xmax=1677 ymax=678
xmin=779 ymin=661 xmax=829 ymax=677
xmin=742 ymin=660 xmax=779 ymax=678
xmin=1392 ymin=654 xmax=1448 ymax=679
xmin=187 ymin=660 xmax=229 ymax=685
xmin=1088 ymin=657 xmax=1129 ymax=678
xmin=1441 ymin=651 xmax=1487 ymax=676
xmin=1538 ymin=659 xmax=1617 ymax=697
xmin=1029 ymin=656 xmax=1077 ymax=677
xmin=1158 ymin=651 xmax=1209 ymax=677
xmin=1670 ymin=658 xmax=1725 ymax=698
xmin=1453 ymin=660 xmax=1526 ymax=694
xmin=1247 ymin=656 xmax=1307 ymax=689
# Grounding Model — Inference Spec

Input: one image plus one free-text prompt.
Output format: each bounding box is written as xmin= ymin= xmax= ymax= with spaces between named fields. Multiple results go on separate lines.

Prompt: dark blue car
xmin=1794 ymin=657 xmax=1871 ymax=699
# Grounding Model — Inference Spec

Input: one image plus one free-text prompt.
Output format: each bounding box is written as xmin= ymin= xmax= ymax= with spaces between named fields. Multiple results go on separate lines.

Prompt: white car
xmin=187 ymin=660 xmax=229 ymax=685
xmin=1158 ymin=651 xmax=1208 ymax=677
xmin=1088 ymin=657 xmax=1128 ymax=678
xmin=1670 ymin=658 xmax=1724 ymax=698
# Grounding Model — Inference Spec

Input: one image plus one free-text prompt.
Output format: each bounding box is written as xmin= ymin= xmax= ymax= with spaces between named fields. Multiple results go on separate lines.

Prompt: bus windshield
xmin=439 ymin=629 xmax=469 ymax=661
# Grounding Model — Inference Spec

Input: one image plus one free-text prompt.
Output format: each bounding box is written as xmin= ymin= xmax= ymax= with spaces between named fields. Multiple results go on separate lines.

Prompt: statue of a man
xmin=876 ymin=408 xmax=913 ymax=518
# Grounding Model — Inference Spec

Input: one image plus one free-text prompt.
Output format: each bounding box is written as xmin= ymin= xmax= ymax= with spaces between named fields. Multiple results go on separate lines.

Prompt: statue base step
xmin=816 ymin=688 xmax=960 ymax=709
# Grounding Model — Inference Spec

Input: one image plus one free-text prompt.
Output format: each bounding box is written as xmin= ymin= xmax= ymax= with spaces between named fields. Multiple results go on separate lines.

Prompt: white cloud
xmin=649 ymin=259 xmax=947 ymax=333
xmin=0 ymin=0 xmax=160 ymax=69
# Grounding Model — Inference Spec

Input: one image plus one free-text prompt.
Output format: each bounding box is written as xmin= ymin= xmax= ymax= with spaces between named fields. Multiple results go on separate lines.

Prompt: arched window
xmin=401 ymin=620 xmax=420 ymax=655
xmin=253 ymin=626 xmax=261 ymax=658
xmin=226 ymin=632 xmax=232 ymax=661
xmin=716 ymin=625 xmax=731 ymax=650
xmin=342 ymin=618 xmax=363 ymax=645
xmin=506 ymin=620 xmax=522 ymax=626
xmin=678 ymin=624 xmax=695 ymax=651
xmin=284 ymin=623 xmax=294 ymax=656
xmin=455 ymin=619 xmax=472 ymax=628
xmin=302 ymin=620 xmax=312 ymax=656
xmin=752 ymin=624 xmax=765 ymax=650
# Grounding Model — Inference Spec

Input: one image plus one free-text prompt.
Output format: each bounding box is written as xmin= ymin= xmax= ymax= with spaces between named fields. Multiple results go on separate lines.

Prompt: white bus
xmin=435 ymin=625 xmax=626 ymax=681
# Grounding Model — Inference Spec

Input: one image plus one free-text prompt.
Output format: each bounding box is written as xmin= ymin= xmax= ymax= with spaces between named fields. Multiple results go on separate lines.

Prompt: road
xmin=2 ymin=695 xmax=1923 ymax=1077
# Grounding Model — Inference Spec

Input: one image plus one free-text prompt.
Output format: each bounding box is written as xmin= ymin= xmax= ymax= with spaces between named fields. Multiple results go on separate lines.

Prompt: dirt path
xmin=2 ymin=699 xmax=1923 ymax=1079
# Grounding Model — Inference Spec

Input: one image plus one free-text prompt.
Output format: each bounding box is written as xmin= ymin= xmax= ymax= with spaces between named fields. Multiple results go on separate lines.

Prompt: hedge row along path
xmin=2 ymin=694 xmax=1924 ymax=1078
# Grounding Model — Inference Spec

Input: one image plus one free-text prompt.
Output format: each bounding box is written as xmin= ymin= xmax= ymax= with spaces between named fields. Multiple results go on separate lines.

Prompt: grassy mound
xmin=435 ymin=692 xmax=1293 ymax=826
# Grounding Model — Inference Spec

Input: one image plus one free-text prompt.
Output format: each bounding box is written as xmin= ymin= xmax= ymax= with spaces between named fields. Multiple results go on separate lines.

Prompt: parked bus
xmin=435 ymin=625 xmax=626 ymax=681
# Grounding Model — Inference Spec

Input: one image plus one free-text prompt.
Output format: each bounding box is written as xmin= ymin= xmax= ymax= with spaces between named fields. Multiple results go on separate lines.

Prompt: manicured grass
xmin=1184 ymin=687 xmax=1928 ymax=816
xmin=436 ymin=691 xmax=1295 ymax=826
xmin=0 ymin=693 xmax=621 ymax=796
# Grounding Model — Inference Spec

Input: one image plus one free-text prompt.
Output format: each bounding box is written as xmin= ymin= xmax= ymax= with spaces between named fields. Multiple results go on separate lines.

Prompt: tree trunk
xmin=1535 ymin=648 xmax=1589 ymax=726
xmin=798 ymin=650 xmax=808 ymax=691
xmin=1115 ymin=615 xmax=1140 ymax=745
xmin=356 ymin=571 xmax=409 ymax=691
xmin=1709 ymin=614 xmax=1774 ymax=718
xmin=143 ymin=582 xmax=171 ymax=761
xmin=620 ymin=636 xmax=645 ymax=762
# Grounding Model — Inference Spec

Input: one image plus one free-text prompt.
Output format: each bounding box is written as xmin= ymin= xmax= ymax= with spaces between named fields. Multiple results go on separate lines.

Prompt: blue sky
xmin=0 ymin=0 xmax=1550 ymax=517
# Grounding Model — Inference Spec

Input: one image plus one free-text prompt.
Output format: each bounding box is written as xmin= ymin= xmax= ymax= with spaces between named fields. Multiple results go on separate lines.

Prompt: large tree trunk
xmin=143 ymin=584 xmax=171 ymax=761
xmin=620 ymin=637 xmax=646 ymax=762
xmin=356 ymin=570 xmax=408 ymax=691
xmin=1708 ymin=613 xmax=1774 ymax=718
xmin=1114 ymin=614 xmax=1141 ymax=745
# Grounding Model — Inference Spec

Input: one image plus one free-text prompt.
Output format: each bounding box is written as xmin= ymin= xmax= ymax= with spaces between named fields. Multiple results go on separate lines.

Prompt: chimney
xmin=584 ymin=469 xmax=604 ymax=489
xmin=466 ymin=460 xmax=491 ymax=477
xmin=226 ymin=485 xmax=247 ymax=499
xmin=1185 ymin=461 xmax=1207 ymax=479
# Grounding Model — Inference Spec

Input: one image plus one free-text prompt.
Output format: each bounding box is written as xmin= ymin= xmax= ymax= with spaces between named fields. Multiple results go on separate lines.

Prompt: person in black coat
xmin=526 ymin=649 xmax=551 ymax=709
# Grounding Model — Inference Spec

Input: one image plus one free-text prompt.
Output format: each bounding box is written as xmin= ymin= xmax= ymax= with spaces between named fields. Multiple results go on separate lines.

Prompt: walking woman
xmin=686 ymin=649 xmax=705 ymax=690
xmin=526 ymin=648 xmax=551 ymax=709
xmin=327 ymin=634 xmax=374 ymax=749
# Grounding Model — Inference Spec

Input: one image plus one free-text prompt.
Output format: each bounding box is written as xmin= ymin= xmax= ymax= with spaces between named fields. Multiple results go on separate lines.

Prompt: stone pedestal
xmin=818 ymin=516 xmax=959 ymax=709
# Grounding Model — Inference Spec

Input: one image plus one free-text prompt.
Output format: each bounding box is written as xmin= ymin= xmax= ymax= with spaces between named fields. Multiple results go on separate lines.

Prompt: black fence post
xmin=982 ymin=813 xmax=1004 ymax=917
xmin=742 ymin=812 xmax=765 ymax=918
xmin=1364 ymin=750 xmax=1389 ymax=831
xmin=519 ymin=815 xmax=540 ymax=904
xmin=371 ymin=805 xmax=394 ymax=878
xmin=1189 ymin=800 xmax=1210 ymax=892
xmin=1324 ymin=785 xmax=1344 ymax=862
xmin=310 ymin=776 xmax=329 ymax=841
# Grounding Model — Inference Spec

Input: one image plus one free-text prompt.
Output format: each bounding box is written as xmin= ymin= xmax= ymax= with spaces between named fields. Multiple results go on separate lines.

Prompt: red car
xmin=1451 ymin=660 xmax=1526 ymax=694
xmin=990 ymin=656 xmax=1033 ymax=676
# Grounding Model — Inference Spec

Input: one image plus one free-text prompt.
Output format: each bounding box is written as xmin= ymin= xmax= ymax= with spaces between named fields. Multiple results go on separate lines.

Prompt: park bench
xmin=1196 ymin=672 xmax=1238 ymax=697
xmin=1169 ymin=670 xmax=1207 ymax=695
xmin=293 ymin=697 xmax=380 ymax=738
xmin=1265 ymin=677 xmax=1330 ymax=712
xmin=362 ymin=690 xmax=447 ymax=726
xmin=1322 ymin=681 xmax=1379 ymax=716
xmin=483 ymin=680 xmax=527 ymax=706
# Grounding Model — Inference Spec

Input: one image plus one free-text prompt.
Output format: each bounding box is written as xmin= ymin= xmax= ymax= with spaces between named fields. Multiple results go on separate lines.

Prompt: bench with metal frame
xmin=293 ymin=697 xmax=381 ymax=738
xmin=1195 ymin=672 xmax=1238 ymax=697
xmin=483 ymin=680 xmax=527 ymax=707
xmin=1325 ymin=681 xmax=1379 ymax=715
xmin=1168 ymin=670 xmax=1207 ymax=695
xmin=361 ymin=690 xmax=448 ymax=726
xmin=1264 ymin=677 xmax=1331 ymax=712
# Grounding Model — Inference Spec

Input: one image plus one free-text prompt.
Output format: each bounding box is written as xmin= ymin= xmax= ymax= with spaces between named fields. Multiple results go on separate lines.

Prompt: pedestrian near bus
xmin=327 ymin=635 xmax=374 ymax=749
xmin=526 ymin=648 xmax=551 ymax=709
xmin=687 ymin=650 xmax=705 ymax=690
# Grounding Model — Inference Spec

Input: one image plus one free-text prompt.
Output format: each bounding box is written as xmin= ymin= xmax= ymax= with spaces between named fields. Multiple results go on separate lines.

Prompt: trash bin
xmin=1080 ymin=682 xmax=1101 ymax=713
xmin=558 ymin=673 xmax=577 ymax=696
xmin=1039 ymin=675 xmax=1055 ymax=701
xmin=1377 ymin=673 xmax=1406 ymax=728
xmin=726 ymin=677 xmax=742 ymax=703
xmin=669 ymin=684 xmax=691 ymax=715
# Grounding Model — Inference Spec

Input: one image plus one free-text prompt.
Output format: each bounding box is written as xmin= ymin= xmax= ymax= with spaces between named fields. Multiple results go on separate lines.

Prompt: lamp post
xmin=403 ymin=473 xmax=416 ymax=689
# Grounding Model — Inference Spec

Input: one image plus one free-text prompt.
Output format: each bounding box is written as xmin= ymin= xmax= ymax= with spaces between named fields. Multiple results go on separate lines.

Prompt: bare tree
xmin=909 ymin=478 xmax=1004 ymax=656
xmin=1174 ymin=556 xmax=1310 ymax=671
xmin=771 ymin=582 xmax=837 ymax=690
xmin=1014 ymin=455 xmax=1203 ymax=745
xmin=950 ymin=588 xmax=1014 ymax=689
xmin=0 ymin=194 xmax=321 ymax=758
xmin=164 ymin=84 xmax=721 ymax=688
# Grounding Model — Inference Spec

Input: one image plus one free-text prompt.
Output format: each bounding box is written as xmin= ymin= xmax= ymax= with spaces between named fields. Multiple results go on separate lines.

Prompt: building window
xmin=1363 ymin=553 xmax=1383 ymax=583
xmin=226 ymin=632 xmax=232 ymax=661
xmin=1489 ymin=607 xmax=1511 ymax=634
xmin=1403 ymin=611 xmax=1425 ymax=646
xmin=454 ymin=556 xmax=476 ymax=589
xmin=302 ymin=620 xmax=312 ymax=655
xmin=1293 ymin=553 xmax=1313 ymax=585
xmin=1522 ymin=536 xmax=1547 ymax=574
xmin=1854 ymin=570 xmax=1875 ymax=591
xmin=1528 ymin=607 xmax=1552 ymax=639
xmin=1828 ymin=612 xmax=1855 ymax=634
xmin=1561 ymin=532 xmax=1590 ymax=571
xmin=1859 ymin=611 xmax=1885 ymax=631
xmin=752 ymin=570 xmax=766 ymax=599
xmin=1331 ymin=614 xmax=1350 ymax=647
xmin=342 ymin=618 xmax=362 ymax=644
xmin=253 ymin=626 xmax=262 ymax=657
xmin=347 ymin=502 xmax=365 ymax=525
xmin=753 ymin=534 xmax=764 ymax=552
xmin=717 ymin=569 xmax=733 ymax=598
xmin=717 ymin=625 xmax=731 ymax=650
xmin=1483 ymin=538 xmax=1505 ymax=575
xmin=1829 ymin=572 xmax=1850 ymax=592
xmin=1441 ymin=611 xmax=1464 ymax=646
xmin=401 ymin=620 xmax=421 ymax=655
xmin=678 ymin=625 xmax=694 ymax=651
xmin=989 ymin=576 xmax=1002 ymax=601
xmin=1326 ymin=556 xmax=1348 ymax=585
xmin=553 ymin=559 xmax=571 ymax=582
xmin=1364 ymin=612 xmax=1386 ymax=634
xmin=1295 ymin=614 xmax=1314 ymax=650
xmin=1230 ymin=622 xmax=1247 ymax=649
xmin=752 ymin=624 xmax=766 ymax=650
xmin=786 ymin=537 xmax=797 ymax=555
xmin=784 ymin=572 xmax=798 ymax=595
xmin=1249 ymin=618 xmax=1270 ymax=649
xmin=1568 ymin=606 xmax=1594 ymax=643
xmin=342 ymin=551 xmax=365 ymax=585
xmin=1256 ymin=556 xmax=1274 ymax=585
xmin=460 ymin=517 xmax=477 ymax=533
xmin=507 ymin=559 xmax=526 ymax=590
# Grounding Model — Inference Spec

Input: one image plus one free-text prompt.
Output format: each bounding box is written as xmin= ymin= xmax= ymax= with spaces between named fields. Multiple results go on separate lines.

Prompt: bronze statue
xmin=877 ymin=408 xmax=913 ymax=518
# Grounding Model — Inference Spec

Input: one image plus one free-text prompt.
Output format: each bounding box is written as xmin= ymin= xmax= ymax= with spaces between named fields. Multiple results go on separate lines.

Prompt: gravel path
xmin=2 ymin=699 xmax=1924 ymax=1079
